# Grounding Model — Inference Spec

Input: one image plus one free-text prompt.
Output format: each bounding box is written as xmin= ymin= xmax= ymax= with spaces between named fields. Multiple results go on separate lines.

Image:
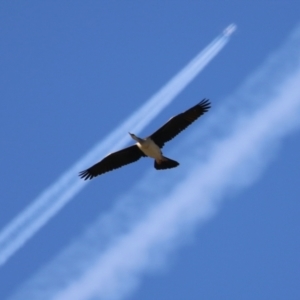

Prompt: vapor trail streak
xmin=0 ymin=29 xmax=231 ymax=266
xmin=9 ymin=25 xmax=300 ymax=300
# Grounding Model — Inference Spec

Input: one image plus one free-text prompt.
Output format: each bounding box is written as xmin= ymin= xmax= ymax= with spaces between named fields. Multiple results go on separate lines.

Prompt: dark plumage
xmin=79 ymin=145 xmax=145 ymax=180
xmin=150 ymin=99 xmax=211 ymax=148
xmin=79 ymin=99 xmax=211 ymax=180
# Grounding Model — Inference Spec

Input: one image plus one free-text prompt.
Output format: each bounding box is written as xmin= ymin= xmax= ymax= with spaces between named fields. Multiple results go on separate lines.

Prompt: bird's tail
xmin=154 ymin=156 xmax=179 ymax=170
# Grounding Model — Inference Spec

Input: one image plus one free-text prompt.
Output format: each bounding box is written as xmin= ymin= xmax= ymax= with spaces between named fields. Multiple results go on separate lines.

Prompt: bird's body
xmin=129 ymin=134 xmax=179 ymax=170
xmin=79 ymin=99 xmax=211 ymax=180
xmin=131 ymin=135 xmax=162 ymax=160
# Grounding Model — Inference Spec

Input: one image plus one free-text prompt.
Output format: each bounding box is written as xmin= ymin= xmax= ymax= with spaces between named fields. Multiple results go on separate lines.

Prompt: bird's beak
xmin=129 ymin=132 xmax=136 ymax=140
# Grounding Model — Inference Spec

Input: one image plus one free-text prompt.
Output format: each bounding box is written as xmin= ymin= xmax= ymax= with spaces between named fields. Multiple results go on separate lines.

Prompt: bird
xmin=79 ymin=99 xmax=211 ymax=180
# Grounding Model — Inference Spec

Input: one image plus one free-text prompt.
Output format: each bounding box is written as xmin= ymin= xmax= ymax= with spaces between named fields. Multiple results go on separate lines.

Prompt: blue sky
xmin=1 ymin=2 xmax=300 ymax=300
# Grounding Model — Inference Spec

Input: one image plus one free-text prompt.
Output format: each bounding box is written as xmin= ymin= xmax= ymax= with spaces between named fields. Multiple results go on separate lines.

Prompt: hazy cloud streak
xmin=52 ymin=55 xmax=300 ymax=300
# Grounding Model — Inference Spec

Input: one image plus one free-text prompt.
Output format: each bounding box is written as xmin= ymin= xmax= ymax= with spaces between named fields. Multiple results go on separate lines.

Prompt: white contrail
xmin=9 ymin=25 xmax=300 ymax=300
xmin=0 ymin=28 xmax=231 ymax=266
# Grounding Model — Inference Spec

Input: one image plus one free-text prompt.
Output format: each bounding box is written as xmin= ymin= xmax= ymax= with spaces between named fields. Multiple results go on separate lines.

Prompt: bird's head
xmin=128 ymin=132 xmax=141 ymax=142
xmin=128 ymin=132 xmax=135 ymax=138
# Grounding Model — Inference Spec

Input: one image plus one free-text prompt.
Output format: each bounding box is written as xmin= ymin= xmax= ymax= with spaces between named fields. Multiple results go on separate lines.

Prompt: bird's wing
xmin=149 ymin=99 xmax=211 ymax=148
xmin=79 ymin=145 xmax=145 ymax=180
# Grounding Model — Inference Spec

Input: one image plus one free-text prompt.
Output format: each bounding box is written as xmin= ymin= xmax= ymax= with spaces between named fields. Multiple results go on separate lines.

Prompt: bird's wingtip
xmin=79 ymin=170 xmax=93 ymax=180
xmin=198 ymin=98 xmax=211 ymax=111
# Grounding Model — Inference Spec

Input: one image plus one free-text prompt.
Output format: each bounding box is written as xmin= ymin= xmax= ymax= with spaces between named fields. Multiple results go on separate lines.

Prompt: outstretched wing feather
xmin=150 ymin=99 xmax=211 ymax=148
xmin=79 ymin=145 xmax=145 ymax=180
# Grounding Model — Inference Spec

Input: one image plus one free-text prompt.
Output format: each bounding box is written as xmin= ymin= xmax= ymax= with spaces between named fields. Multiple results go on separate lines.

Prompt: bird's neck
xmin=131 ymin=135 xmax=145 ymax=144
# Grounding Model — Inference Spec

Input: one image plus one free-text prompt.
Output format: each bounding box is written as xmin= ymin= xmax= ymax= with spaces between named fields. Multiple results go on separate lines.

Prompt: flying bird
xmin=79 ymin=99 xmax=211 ymax=180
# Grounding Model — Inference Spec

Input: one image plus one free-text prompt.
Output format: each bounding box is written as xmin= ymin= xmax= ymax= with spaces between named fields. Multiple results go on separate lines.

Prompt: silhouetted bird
xmin=79 ymin=99 xmax=211 ymax=180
